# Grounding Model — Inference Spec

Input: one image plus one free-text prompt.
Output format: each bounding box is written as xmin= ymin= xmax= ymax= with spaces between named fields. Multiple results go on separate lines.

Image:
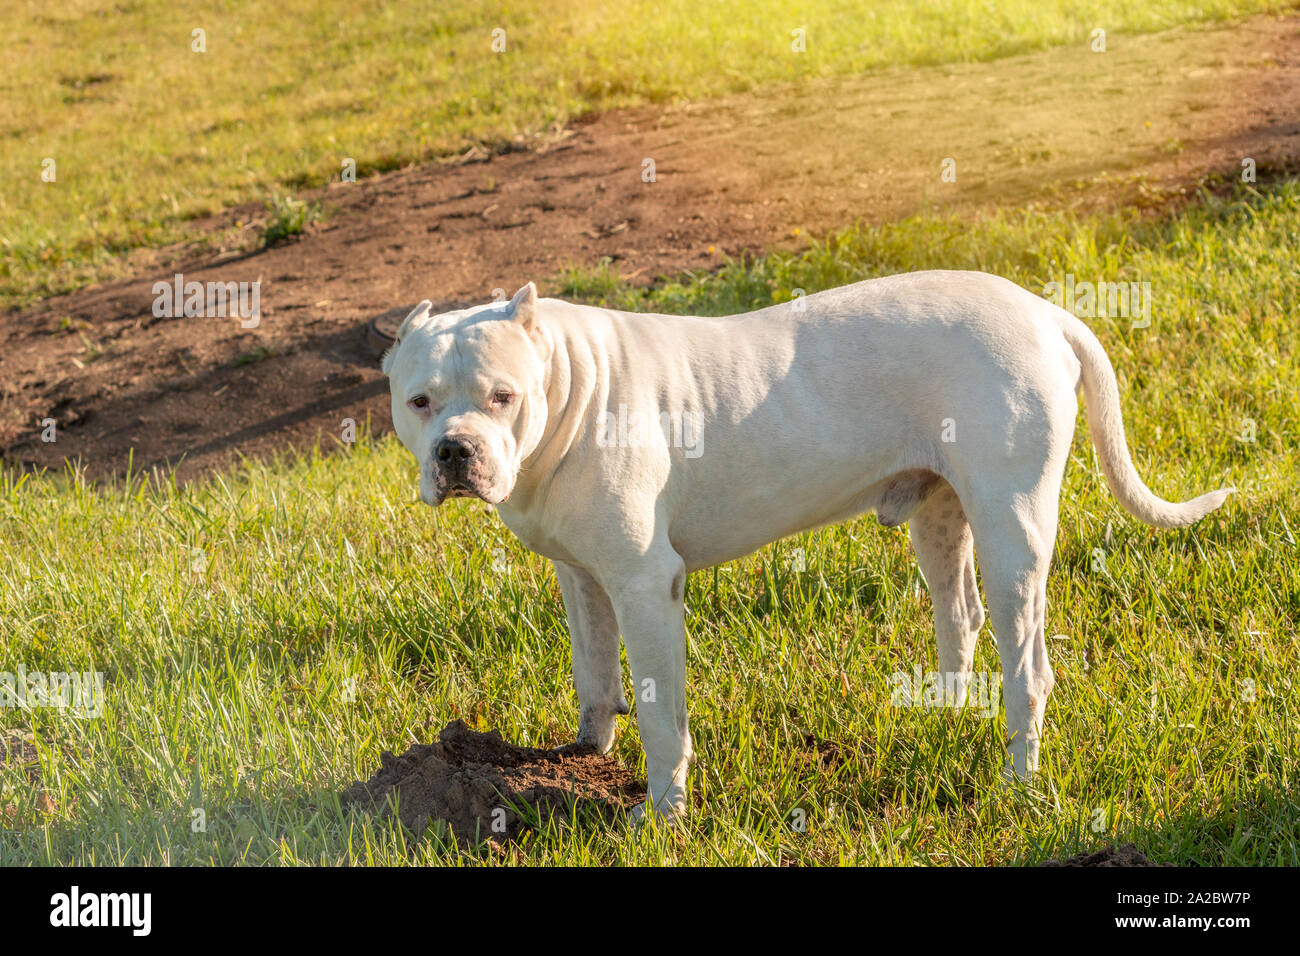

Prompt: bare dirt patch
xmin=3 ymin=14 xmax=1298 ymax=482
xmin=0 ymin=728 xmax=56 ymax=827
xmin=340 ymin=720 xmax=643 ymax=847
xmin=0 ymin=729 xmax=39 ymax=781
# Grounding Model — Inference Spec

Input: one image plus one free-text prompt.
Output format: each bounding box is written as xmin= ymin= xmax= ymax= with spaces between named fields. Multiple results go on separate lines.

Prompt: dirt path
xmin=3 ymin=14 xmax=1297 ymax=483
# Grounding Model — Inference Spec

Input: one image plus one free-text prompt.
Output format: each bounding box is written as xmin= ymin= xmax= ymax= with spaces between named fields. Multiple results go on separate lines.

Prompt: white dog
xmin=382 ymin=272 xmax=1230 ymax=820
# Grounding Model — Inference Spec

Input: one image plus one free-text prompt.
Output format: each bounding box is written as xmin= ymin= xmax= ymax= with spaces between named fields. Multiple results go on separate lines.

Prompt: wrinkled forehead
xmin=391 ymin=308 xmax=536 ymax=388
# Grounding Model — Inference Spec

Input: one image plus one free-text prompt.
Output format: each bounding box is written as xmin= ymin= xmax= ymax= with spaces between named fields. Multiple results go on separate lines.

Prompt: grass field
xmin=3 ymin=0 xmax=1296 ymax=310
xmin=2 ymin=179 xmax=1295 ymax=865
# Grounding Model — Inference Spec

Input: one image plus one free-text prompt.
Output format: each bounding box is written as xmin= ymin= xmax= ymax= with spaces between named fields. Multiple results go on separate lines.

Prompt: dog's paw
xmin=576 ymin=702 xmax=628 ymax=754
xmin=998 ymin=753 xmax=1043 ymax=793
xmin=551 ymin=740 xmax=600 ymax=756
xmin=629 ymin=794 xmax=686 ymax=828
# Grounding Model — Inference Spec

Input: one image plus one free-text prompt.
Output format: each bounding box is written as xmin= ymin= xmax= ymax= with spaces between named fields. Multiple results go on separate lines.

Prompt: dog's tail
xmin=1056 ymin=310 xmax=1232 ymax=529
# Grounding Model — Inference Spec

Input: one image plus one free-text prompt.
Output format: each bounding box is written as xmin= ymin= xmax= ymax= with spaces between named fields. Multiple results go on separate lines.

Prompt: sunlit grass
xmin=1 ymin=180 xmax=1295 ymax=865
xmin=4 ymin=0 xmax=1296 ymax=308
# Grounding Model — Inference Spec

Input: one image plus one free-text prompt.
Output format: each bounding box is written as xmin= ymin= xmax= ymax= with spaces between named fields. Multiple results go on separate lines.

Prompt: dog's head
xmin=382 ymin=283 xmax=551 ymax=507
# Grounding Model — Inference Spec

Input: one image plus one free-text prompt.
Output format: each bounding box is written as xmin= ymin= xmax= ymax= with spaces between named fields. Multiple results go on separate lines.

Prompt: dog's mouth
xmin=430 ymin=473 xmax=496 ymax=506
xmin=425 ymin=461 xmax=511 ymax=507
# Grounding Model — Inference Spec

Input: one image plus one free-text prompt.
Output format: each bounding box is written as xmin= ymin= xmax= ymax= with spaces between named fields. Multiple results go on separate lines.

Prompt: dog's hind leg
xmin=965 ymin=479 xmax=1062 ymax=780
xmin=909 ymin=480 xmax=984 ymax=706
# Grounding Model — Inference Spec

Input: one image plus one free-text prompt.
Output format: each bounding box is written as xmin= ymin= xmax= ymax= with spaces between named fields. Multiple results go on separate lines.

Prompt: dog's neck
xmin=501 ymin=314 xmax=594 ymax=511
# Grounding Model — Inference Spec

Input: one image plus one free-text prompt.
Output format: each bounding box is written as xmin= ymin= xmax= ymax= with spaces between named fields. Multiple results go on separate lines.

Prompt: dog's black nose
xmin=436 ymin=435 xmax=476 ymax=465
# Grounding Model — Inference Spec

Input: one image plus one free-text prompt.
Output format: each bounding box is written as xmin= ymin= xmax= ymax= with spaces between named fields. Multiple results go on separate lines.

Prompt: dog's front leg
xmin=555 ymin=561 xmax=628 ymax=753
xmin=605 ymin=553 xmax=692 ymax=822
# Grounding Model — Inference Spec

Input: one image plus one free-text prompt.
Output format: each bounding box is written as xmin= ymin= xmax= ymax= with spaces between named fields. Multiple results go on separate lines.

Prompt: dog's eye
xmin=492 ymin=390 xmax=514 ymax=407
xmin=409 ymin=395 xmax=430 ymax=410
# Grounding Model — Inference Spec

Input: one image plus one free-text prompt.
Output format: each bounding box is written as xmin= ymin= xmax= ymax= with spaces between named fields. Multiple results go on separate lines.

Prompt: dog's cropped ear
xmin=506 ymin=282 xmax=539 ymax=335
xmin=395 ymin=300 xmax=434 ymax=342
xmin=381 ymin=300 xmax=433 ymax=375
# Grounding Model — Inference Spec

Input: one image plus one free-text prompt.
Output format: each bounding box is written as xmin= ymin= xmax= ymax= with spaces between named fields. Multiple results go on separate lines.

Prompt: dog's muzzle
xmin=433 ymin=434 xmax=489 ymax=500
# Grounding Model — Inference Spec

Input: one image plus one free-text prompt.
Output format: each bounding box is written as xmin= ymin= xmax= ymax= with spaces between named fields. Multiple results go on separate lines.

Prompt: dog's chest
xmin=495 ymin=503 xmax=577 ymax=566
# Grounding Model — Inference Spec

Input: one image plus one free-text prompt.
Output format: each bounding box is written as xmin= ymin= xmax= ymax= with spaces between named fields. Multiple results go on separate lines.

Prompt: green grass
xmin=4 ymin=0 xmax=1297 ymax=309
xmin=1 ymin=180 xmax=1296 ymax=865
xmin=260 ymin=191 xmax=322 ymax=247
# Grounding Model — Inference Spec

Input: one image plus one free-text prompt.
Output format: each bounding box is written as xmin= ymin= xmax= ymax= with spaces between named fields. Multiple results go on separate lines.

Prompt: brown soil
xmin=0 ymin=729 xmax=39 ymax=781
xmin=0 ymin=729 xmax=52 ymax=827
xmin=802 ymin=732 xmax=848 ymax=769
xmin=1041 ymin=843 xmax=1170 ymax=867
xmin=2 ymin=14 xmax=1298 ymax=482
xmin=340 ymin=720 xmax=644 ymax=847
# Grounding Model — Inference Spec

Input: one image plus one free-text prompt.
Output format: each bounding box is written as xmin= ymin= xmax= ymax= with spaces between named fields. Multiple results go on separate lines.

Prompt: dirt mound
xmin=340 ymin=720 xmax=644 ymax=846
xmin=1041 ymin=843 xmax=1169 ymax=867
